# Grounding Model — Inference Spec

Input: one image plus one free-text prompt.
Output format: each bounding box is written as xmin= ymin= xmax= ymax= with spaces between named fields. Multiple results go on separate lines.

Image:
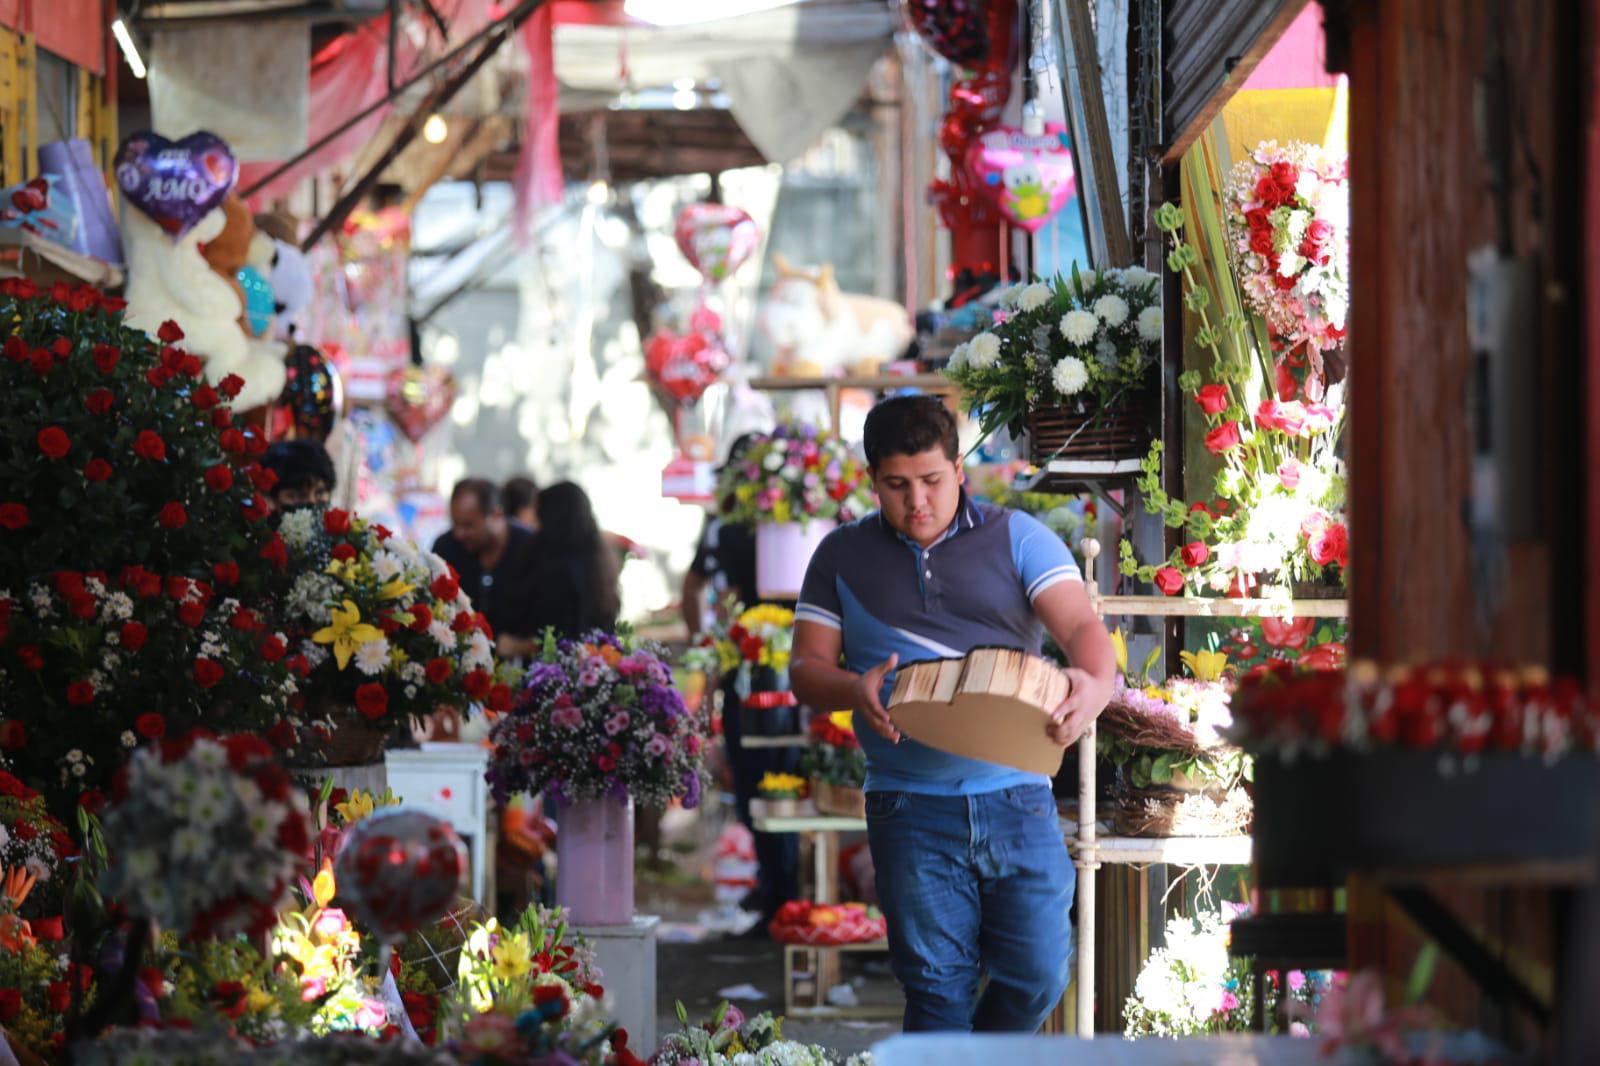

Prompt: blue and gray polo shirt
xmin=796 ymin=493 xmax=1082 ymax=796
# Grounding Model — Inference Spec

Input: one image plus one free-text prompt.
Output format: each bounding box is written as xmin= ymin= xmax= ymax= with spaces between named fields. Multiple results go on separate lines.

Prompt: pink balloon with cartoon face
xmin=965 ymin=124 xmax=1077 ymax=233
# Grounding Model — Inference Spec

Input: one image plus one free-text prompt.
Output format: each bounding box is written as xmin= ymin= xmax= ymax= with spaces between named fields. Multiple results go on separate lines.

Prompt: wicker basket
xmin=1113 ymin=782 xmax=1252 ymax=838
xmin=811 ymin=779 xmax=866 ymax=819
xmin=1027 ymin=400 xmax=1154 ymax=468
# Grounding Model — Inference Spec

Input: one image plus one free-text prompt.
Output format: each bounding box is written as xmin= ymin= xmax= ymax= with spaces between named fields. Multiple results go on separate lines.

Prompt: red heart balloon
xmin=645 ymin=329 xmax=727 ymax=403
xmin=904 ymin=0 xmax=1018 ymax=73
xmin=674 ymin=204 xmax=759 ymax=284
xmin=385 ymin=365 xmax=457 ymax=443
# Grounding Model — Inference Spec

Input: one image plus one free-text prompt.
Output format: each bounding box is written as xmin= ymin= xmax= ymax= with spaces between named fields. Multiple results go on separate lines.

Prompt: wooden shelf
xmin=751 ymin=812 xmax=866 ymax=834
xmin=748 ymin=374 xmax=956 ymax=392
xmin=1093 ymin=594 xmax=1348 ymax=619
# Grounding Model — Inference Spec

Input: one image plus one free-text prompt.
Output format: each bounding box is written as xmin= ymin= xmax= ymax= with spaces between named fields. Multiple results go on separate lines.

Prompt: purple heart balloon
xmin=113 ymin=130 xmax=237 ymax=239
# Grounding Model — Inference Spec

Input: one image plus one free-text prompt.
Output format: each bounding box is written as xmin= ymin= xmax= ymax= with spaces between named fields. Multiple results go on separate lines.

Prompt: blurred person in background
xmin=525 ymin=481 xmax=620 ymax=640
xmin=504 ymin=475 xmax=540 ymax=532
xmin=433 ymin=478 xmax=541 ymax=658
xmin=260 ymin=439 xmax=335 ymax=516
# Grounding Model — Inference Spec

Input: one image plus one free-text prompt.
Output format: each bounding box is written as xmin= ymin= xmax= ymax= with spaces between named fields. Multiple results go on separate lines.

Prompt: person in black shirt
xmin=525 ymin=481 xmax=620 ymax=640
xmin=503 ymin=475 xmax=540 ymax=532
xmin=432 ymin=478 xmax=541 ymax=658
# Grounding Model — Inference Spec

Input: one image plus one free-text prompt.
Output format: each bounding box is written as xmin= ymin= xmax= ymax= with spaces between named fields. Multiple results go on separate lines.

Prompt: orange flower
xmin=0 ymin=913 xmax=34 ymax=953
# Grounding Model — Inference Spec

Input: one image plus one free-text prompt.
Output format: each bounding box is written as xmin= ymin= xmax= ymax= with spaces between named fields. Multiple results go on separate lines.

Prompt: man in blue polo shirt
xmin=791 ymin=395 xmax=1115 ymax=1033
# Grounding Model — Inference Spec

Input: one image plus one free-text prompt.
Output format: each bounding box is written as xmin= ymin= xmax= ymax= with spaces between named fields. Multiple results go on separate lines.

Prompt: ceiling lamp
xmin=112 ymin=17 xmax=147 ymax=79
xmin=422 ymin=114 xmax=449 ymax=144
xmin=623 ymin=0 xmax=803 ymax=27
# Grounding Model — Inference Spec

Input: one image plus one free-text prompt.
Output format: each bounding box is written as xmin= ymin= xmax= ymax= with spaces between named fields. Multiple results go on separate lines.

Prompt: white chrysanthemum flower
xmin=966 ymin=332 xmax=1001 ymax=368
xmin=1075 ymin=269 xmax=1097 ymax=290
xmin=430 ymin=621 xmax=458 ymax=651
xmin=1122 ymin=265 xmax=1156 ymax=288
xmin=371 ymin=550 xmax=404 ymax=583
xmin=945 ymin=342 xmax=969 ymax=371
xmin=354 ymin=637 xmax=391 ymax=676
xmin=1052 ymin=356 xmax=1090 ymax=396
xmin=1137 ymin=305 xmax=1164 ymax=341
xmin=1093 ymin=293 xmax=1129 ymax=326
xmin=277 ymin=508 xmax=318 ymax=549
xmin=464 ymin=631 xmax=494 ymax=672
xmin=996 ymin=283 xmax=1023 ymax=308
xmin=1016 ymin=283 xmax=1052 ymax=312
xmin=1060 ymin=309 xmax=1099 ymax=345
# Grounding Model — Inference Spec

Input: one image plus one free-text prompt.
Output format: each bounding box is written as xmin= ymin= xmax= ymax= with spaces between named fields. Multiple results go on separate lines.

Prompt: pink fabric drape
xmin=514 ymin=3 xmax=563 ymax=237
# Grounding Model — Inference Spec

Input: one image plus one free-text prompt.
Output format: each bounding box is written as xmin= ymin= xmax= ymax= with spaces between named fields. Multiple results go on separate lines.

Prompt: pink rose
xmin=1302 ymin=403 xmax=1337 ymax=434
xmin=1277 ymin=460 xmax=1303 ymax=490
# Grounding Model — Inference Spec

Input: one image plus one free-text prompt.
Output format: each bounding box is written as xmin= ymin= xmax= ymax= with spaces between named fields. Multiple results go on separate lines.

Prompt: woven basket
xmin=1027 ymin=400 xmax=1154 ymax=467
xmin=1112 ymin=782 xmax=1252 ymax=838
xmin=811 ymin=779 xmax=866 ymax=819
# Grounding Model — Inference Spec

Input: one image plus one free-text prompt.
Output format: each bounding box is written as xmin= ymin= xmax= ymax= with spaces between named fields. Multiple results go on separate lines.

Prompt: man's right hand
xmin=854 ymin=653 xmax=901 ymax=743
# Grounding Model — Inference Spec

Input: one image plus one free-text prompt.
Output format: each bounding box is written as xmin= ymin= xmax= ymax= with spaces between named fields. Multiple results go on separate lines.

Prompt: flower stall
xmin=800 ymin=712 xmax=867 ymax=821
xmin=714 ymin=424 xmax=874 ymax=601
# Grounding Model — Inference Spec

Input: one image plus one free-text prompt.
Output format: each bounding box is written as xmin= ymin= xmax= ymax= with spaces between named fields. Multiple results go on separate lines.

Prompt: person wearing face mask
xmin=790 ymin=394 xmax=1117 ymax=1034
xmin=260 ymin=439 xmax=336 ymax=515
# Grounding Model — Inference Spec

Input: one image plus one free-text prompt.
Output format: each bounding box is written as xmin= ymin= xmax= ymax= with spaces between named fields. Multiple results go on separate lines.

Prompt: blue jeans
xmin=866 ymin=784 xmax=1074 ymax=1032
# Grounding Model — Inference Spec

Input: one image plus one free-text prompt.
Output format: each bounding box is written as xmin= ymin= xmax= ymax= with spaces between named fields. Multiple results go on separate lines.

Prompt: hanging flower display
xmin=716 ymin=425 xmax=874 ymax=529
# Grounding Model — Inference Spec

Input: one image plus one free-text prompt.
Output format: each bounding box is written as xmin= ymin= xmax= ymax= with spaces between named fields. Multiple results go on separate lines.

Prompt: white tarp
xmin=149 ymin=24 xmax=310 ymax=161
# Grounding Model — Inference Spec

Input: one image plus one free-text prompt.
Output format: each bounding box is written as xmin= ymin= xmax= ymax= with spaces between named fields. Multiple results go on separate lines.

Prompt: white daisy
xmin=353 ymin=637 xmax=391 ymax=676
xmin=429 ymin=621 xmax=457 ymax=651
xmin=371 ymin=550 xmax=404 ymax=583
xmin=1052 ymin=356 xmax=1090 ymax=396
xmin=1093 ymin=293 xmax=1129 ymax=326
xmin=1060 ymin=309 xmax=1099 ymax=345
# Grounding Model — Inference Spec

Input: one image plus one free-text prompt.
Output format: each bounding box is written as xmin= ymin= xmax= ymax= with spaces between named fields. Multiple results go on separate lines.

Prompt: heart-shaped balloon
xmin=904 ymin=0 xmax=988 ymax=66
xmin=645 ymin=328 xmax=728 ymax=403
xmin=674 ymin=203 xmax=759 ymax=284
xmin=966 ymin=124 xmax=1077 ymax=233
xmin=334 ymin=808 xmax=467 ymax=941
xmin=386 ymin=364 xmax=457 ymax=443
xmin=269 ymin=344 xmax=344 ymax=442
xmin=113 ymin=130 xmax=237 ymax=239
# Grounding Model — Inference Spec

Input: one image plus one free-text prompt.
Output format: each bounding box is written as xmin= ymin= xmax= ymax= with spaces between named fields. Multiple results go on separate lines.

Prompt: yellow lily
xmin=312 ymin=600 xmax=382 ymax=669
xmin=1179 ymin=649 xmax=1229 ymax=682
xmin=1110 ymin=627 xmax=1128 ymax=676
xmin=312 ymin=867 xmax=338 ymax=907
xmin=828 ymin=710 xmax=855 ymax=733
xmin=491 ymin=933 xmax=533 ymax=980
xmin=377 ymin=577 xmax=414 ymax=601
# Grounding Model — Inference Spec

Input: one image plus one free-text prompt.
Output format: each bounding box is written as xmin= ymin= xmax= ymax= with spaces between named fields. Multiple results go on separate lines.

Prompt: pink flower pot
xmin=556 ymin=795 xmax=634 ymax=925
xmin=756 ymin=519 xmax=836 ymax=600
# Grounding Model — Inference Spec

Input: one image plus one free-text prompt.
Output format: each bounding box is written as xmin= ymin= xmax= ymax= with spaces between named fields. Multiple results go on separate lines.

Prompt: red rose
xmin=1202 ymin=421 xmax=1243 ymax=455
xmin=212 ymin=407 xmax=233 ymax=428
xmin=204 ymin=463 xmax=234 ymax=492
xmin=0 ymin=503 xmax=27 ymax=530
xmin=157 ymin=320 xmax=185 ymax=343
xmin=190 ymin=384 xmax=219 ymax=410
xmin=430 ymin=574 xmax=459 ymax=601
xmin=409 ymin=604 xmax=433 ymax=632
xmin=1 ymin=336 xmax=23 ymax=361
xmin=177 ymin=602 xmax=205 ymax=627
xmin=1249 ymin=229 xmax=1275 ymax=255
xmin=37 ymin=426 xmax=71 ymax=459
xmin=267 ymin=719 xmax=296 ymax=748
xmin=330 ymin=543 xmax=357 ymax=563
xmin=246 ymin=464 xmax=278 ymax=492
xmin=488 ymin=684 xmax=513 ymax=712
xmin=84 ymin=388 xmax=115 ymax=416
xmin=1180 ymin=541 xmax=1209 ymax=568
xmin=1153 ymin=566 xmax=1186 ymax=596
xmin=133 ymin=430 xmax=167 ymax=462
xmin=29 ymin=349 xmax=52 ymax=375
xmin=1260 ymin=617 xmax=1314 ymax=650
xmin=217 ymin=373 xmax=245 ymax=398
xmin=374 ymin=524 xmax=393 ymax=541
xmin=212 ymin=561 xmax=240 ymax=586
xmin=193 ymin=658 xmax=225 ymax=689
xmin=17 ymin=645 xmax=43 ymax=670
xmin=452 ymin=610 xmax=477 ymax=635
xmin=120 ymin=621 xmax=149 ymax=651
xmin=1298 ymin=642 xmax=1347 ymax=672
xmin=158 ymin=502 xmax=187 ymax=529
xmin=1194 ymin=384 xmax=1229 ymax=416
xmin=66 ymin=681 xmax=95 ymax=706
xmin=1307 ymin=521 xmax=1349 ymax=568
xmin=425 ymin=658 xmax=452 ymax=684
xmin=463 ymin=670 xmax=493 ymax=700
xmin=228 ymin=608 xmax=259 ymax=632
xmin=165 ymin=575 xmax=192 ymax=600
xmin=0 ymin=989 xmax=19 ymax=1022
xmin=180 ymin=355 xmax=202 ymax=378
xmin=84 ymin=458 xmax=113 ymax=482
xmin=1273 ymin=272 xmax=1297 ymax=290
xmin=241 ymin=494 xmax=270 ymax=522
xmin=354 ymin=683 xmax=389 ymax=720
xmin=91 ymin=343 xmax=119 ymax=374
xmin=323 ymin=508 xmax=352 ymax=535
xmin=246 ymin=432 xmax=266 ymax=457
xmin=1254 ymin=175 xmax=1282 ymax=205
xmin=219 ymin=428 xmax=246 ymax=453
xmin=0 ymin=721 xmax=25 ymax=749
xmin=259 ymin=534 xmax=288 ymax=569
xmin=261 ymin=634 xmax=287 ymax=661
xmin=30 ymin=916 xmax=64 ymax=942
xmin=45 ymin=980 xmax=71 ymax=1014
xmin=145 ymin=366 xmax=173 ymax=388
xmin=124 ymin=567 xmax=161 ymax=597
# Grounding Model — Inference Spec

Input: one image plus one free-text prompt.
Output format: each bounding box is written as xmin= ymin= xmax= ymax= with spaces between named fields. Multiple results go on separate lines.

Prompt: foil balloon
xmin=386 ymin=364 xmax=457 ymax=443
xmin=966 ymin=124 xmax=1077 ymax=233
xmin=645 ymin=328 xmax=729 ymax=404
xmin=269 ymin=344 xmax=344 ymax=442
xmin=0 ymin=175 xmax=79 ymax=243
xmin=674 ymin=203 xmax=759 ymax=283
xmin=334 ymin=808 xmax=467 ymax=941
xmin=113 ymin=130 xmax=238 ymax=239
xmin=902 ymin=0 xmax=988 ymax=66
xmin=237 ymin=264 xmax=275 ymax=337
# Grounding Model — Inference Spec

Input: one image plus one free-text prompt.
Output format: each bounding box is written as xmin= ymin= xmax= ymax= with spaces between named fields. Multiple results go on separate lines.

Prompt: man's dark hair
xmin=503 ymin=475 xmax=539 ymax=516
xmin=861 ymin=394 xmax=959 ymax=468
xmin=261 ymin=439 xmax=335 ymax=495
xmin=451 ymin=477 xmax=502 ymax=514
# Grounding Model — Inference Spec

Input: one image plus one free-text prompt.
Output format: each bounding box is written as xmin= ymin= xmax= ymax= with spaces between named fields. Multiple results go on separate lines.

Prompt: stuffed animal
xmin=122 ymin=204 xmax=286 ymax=410
xmin=199 ymin=196 xmax=255 ymax=324
xmin=756 ymin=254 xmax=914 ymax=378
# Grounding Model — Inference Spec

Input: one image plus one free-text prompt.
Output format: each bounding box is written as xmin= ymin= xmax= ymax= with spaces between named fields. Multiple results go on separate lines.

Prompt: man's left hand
xmin=1047 ymin=667 xmax=1113 ymax=748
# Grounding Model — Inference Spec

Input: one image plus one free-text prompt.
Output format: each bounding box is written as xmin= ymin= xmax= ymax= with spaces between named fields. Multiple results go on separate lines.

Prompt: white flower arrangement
xmin=1052 ymin=356 xmax=1089 ymax=396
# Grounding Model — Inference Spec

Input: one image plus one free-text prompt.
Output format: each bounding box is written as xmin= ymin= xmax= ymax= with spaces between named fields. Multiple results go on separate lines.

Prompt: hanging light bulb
xmin=422 ymin=114 xmax=449 ymax=144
